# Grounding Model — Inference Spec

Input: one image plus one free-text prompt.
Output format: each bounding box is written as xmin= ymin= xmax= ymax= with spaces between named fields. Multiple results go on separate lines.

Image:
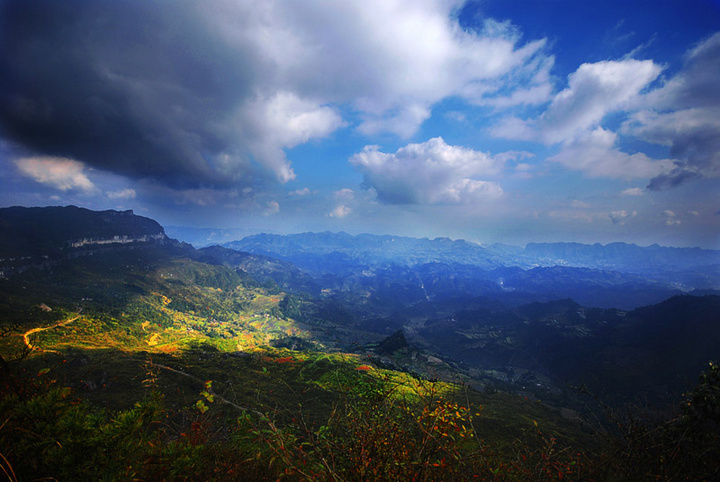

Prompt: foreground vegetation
xmin=2 ymin=346 xmax=719 ymax=481
xmin=1 ymin=250 xmax=718 ymax=480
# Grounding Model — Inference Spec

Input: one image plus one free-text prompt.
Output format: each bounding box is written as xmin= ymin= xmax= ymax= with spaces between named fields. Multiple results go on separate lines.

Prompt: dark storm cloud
xmin=0 ymin=0 xmax=260 ymax=188
xmin=1 ymin=0 xmax=552 ymax=193
xmin=635 ymin=32 xmax=720 ymax=189
xmin=647 ymin=167 xmax=702 ymax=191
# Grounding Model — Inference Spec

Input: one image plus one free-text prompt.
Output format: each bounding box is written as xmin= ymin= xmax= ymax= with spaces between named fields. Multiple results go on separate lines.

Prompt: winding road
xmin=23 ymin=310 xmax=82 ymax=352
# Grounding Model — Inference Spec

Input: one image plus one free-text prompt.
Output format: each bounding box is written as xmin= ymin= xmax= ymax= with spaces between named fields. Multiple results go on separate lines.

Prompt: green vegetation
xmin=1 ymin=249 xmax=718 ymax=480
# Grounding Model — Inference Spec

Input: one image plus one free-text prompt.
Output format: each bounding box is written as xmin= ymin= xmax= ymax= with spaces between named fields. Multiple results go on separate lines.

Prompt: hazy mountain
xmin=223 ymin=232 xmax=507 ymax=272
xmin=221 ymin=232 xmax=717 ymax=309
xmin=224 ymin=231 xmax=720 ymax=292
xmin=521 ymin=242 xmax=720 ymax=289
xmin=164 ymin=225 xmax=252 ymax=248
xmin=3 ymin=207 xmax=717 ymax=405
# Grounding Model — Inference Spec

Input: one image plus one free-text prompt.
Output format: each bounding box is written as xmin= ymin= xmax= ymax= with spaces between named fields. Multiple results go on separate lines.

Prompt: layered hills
xmin=1 ymin=206 xmax=719 ymax=480
xmin=223 ymin=232 xmax=720 ymax=310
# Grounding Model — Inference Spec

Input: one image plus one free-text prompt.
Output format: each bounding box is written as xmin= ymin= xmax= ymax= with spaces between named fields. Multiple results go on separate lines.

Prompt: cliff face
xmin=69 ymin=234 xmax=167 ymax=248
xmin=0 ymin=205 xmax=170 ymax=276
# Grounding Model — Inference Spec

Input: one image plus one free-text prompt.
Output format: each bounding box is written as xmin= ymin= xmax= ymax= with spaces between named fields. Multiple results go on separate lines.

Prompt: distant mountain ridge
xmin=2 ymin=208 xmax=717 ymax=308
xmin=1 ymin=206 xmax=718 ymax=407
xmin=223 ymin=232 xmax=720 ymax=291
xmin=524 ymin=241 xmax=718 ymax=273
xmin=224 ymin=231 xmax=507 ymax=271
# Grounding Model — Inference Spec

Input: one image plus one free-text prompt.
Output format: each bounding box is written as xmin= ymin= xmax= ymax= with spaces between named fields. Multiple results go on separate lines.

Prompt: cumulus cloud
xmin=609 ymin=210 xmax=637 ymax=225
xmin=547 ymin=128 xmax=674 ymax=179
xmin=240 ymin=92 xmax=345 ymax=182
xmin=328 ymin=205 xmax=351 ymax=218
xmin=494 ymin=59 xmax=661 ymax=143
xmin=0 ymin=0 xmax=550 ymax=191
xmin=502 ymin=33 xmax=720 ymax=189
xmin=624 ymin=33 xmax=720 ymax=189
xmin=662 ymin=210 xmax=681 ymax=226
xmin=15 ymin=156 xmax=95 ymax=191
xmin=350 ymin=137 xmax=503 ymax=204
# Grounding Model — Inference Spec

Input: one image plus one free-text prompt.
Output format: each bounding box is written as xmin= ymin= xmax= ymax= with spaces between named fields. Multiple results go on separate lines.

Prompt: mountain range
xmin=2 ymin=205 xmax=720 ymax=479
xmin=2 ymin=205 xmax=719 ymax=406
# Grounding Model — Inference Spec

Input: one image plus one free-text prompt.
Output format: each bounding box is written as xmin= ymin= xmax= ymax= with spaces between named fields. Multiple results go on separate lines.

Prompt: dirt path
xmin=23 ymin=312 xmax=82 ymax=352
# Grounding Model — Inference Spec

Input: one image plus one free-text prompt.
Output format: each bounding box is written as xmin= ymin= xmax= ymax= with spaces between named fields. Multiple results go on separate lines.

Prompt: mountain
xmin=193 ymin=245 xmax=321 ymax=295
xmin=413 ymin=294 xmax=720 ymax=404
xmin=2 ymin=206 xmax=720 ymax=479
xmin=1 ymin=208 xmax=716 ymax=401
xmin=522 ymin=242 xmax=720 ymax=289
xmin=223 ymin=232 xmax=720 ymax=293
xmin=523 ymin=241 xmax=719 ymax=272
xmin=0 ymin=205 xmax=169 ymax=276
xmin=222 ymin=232 xmax=708 ymax=309
xmin=164 ymin=225 xmax=251 ymax=247
xmin=224 ymin=231 xmax=507 ymax=272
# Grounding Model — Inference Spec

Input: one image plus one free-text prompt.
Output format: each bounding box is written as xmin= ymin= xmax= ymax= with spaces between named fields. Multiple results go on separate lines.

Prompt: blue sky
xmin=1 ymin=0 xmax=719 ymax=247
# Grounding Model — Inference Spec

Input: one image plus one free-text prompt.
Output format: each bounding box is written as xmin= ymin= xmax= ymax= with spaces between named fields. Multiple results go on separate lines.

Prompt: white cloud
xmin=548 ymin=127 xmax=674 ymax=179
xmin=240 ymin=92 xmax=345 ymax=182
xmin=289 ymin=187 xmax=312 ymax=196
xmin=333 ymin=188 xmax=355 ymax=201
xmin=444 ymin=111 xmax=467 ymax=122
xmin=541 ymin=59 xmax=661 ymax=143
xmin=210 ymin=0 xmax=550 ymax=140
xmin=15 ymin=156 xmax=95 ymax=191
xmin=662 ymin=210 xmax=681 ymax=226
xmin=328 ymin=205 xmax=351 ymax=218
xmin=350 ymin=137 xmax=503 ymax=204
xmin=609 ymin=210 xmax=637 ymax=225
xmin=621 ymin=187 xmax=644 ymax=196
xmin=505 ymin=35 xmax=720 ymax=187
xmin=473 ymin=54 xmax=555 ymax=108
xmin=493 ymin=59 xmax=661 ymax=144
xmin=263 ymin=200 xmax=280 ymax=216
xmin=107 ymin=188 xmax=137 ymax=200
xmin=1 ymin=0 xmax=556 ymax=193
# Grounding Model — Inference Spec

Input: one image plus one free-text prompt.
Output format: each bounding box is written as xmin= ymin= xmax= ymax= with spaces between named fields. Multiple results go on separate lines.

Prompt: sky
xmin=1 ymin=0 xmax=719 ymax=248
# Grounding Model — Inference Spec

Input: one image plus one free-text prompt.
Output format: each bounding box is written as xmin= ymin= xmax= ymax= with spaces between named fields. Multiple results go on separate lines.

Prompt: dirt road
xmin=23 ymin=311 xmax=82 ymax=351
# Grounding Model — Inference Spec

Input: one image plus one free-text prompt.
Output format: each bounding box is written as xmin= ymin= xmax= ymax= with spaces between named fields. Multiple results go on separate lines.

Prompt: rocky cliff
xmin=0 ymin=205 xmax=170 ymax=276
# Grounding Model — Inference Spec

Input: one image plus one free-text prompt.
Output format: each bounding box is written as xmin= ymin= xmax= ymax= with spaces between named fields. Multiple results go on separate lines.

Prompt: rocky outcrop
xmin=0 ymin=205 xmax=170 ymax=277
xmin=69 ymin=233 xmax=167 ymax=248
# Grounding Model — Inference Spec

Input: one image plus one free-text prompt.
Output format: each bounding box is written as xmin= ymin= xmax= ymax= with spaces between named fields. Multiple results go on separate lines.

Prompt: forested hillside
xmin=1 ymin=207 xmax=718 ymax=480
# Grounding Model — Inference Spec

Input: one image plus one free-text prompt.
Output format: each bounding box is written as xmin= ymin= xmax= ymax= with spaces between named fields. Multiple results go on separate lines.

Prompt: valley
xmin=1 ymin=206 xmax=719 ymax=480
